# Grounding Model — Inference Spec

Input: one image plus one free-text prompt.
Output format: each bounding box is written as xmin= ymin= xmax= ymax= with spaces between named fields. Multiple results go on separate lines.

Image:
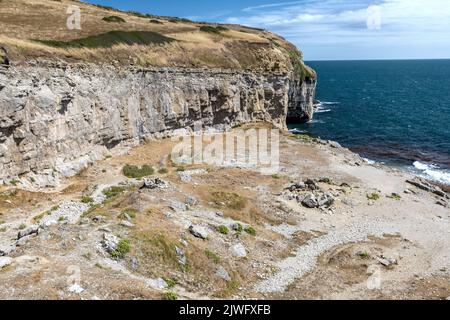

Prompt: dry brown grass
xmin=0 ymin=0 xmax=305 ymax=73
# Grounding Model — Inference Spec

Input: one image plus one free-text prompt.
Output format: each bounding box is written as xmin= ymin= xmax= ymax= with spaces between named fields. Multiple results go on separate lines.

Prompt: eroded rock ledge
xmin=0 ymin=61 xmax=315 ymax=187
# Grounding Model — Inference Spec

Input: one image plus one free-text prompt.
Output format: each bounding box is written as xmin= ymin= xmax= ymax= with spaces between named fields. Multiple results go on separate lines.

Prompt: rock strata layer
xmin=0 ymin=62 xmax=315 ymax=186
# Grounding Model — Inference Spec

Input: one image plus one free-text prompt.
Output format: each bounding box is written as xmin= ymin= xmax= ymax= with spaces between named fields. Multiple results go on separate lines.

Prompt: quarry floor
xmin=0 ymin=127 xmax=449 ymax=300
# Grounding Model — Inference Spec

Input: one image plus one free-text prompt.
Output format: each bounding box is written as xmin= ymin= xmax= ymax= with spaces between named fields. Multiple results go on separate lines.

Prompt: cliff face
xmin=0 ymin=62 xmax=316 ymax=187
xmin=287 ymin=78 xmax=317 ymax=123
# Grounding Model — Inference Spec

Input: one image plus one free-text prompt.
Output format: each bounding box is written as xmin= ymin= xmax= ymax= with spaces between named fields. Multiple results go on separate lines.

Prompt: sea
xmin=288 ymin=59 xmax=450 ymax=186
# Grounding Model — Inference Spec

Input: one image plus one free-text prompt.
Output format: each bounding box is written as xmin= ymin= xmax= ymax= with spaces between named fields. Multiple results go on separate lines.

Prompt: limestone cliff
xmin=0 ymin=62 xmax=315 ymax=187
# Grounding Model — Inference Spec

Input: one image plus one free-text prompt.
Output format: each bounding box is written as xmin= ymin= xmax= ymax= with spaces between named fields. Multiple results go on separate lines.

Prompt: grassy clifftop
xmin=0 ymin=0 xmax=315 ymax=79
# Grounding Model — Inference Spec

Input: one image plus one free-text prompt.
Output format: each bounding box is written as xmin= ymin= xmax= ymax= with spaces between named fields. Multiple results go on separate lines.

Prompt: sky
xmin=85 ymin=0 xmax=450 ymax=61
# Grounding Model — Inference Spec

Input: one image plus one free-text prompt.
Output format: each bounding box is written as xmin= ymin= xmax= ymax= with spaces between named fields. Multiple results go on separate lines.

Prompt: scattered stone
xmin=215 ymin=211 xmax=224 ymax=217
xmin=302 ymin=194 xmax=318 ymax=208
xmin=377 ymin=255 xmax=398 ymax=268
xmin=317 ymin=193 xmax=335 ymax=208
xmin=186 ymin=196 xmax=198 ymax=207
xmin=342 ymin=198 xmax=358 ymax=207
xmin=305 ymin=179 xmax=320 ymax=191
xmin=175 ymin=246 xmax=187 ymax=265
xmin=0 ymin=244 xmax=16 ymax=256
xmin=130 ymin=257 xmax=139 ymax=270
xmin=149 ymin=278 xmax=168 ymax=290
xmin=141 ymin=177 xmax=169 ymax=190
xmin=340 ymin=182 xmax=351 ymax=188
xmin=120 ymin=220 xmax=135 ymax=228
xmin=436 ymin=199 xmax=448 ymax=207
xmin=98 ymin=227 xmax=112 ymax=233
xmin=189 ymin=225 xmax=209 ymax=240
xmin=231 ymin=223 xmax=243 ymax=231
xmin=216 ymin=266 xmax=231 ymax=282
xmin=92 ymin=216 xmax=103 ymax=223
xmin=406 ymin=179 xmax=449 ymax=199
xmin=0 ymin=257 xmax=13 ymax=269
xmin=286 ymin=182 xmax=306 ymax=192
xmin=328 ymin=141 xmax=341 ymax=149
xmin=122 ymin=213 xmax=132 ymax=221
xmin=231 ymin=243 xmax=247 ymax=258
xmin=68 ymin=283 xmax=85 ymax=294
xmin=101 ymin=233 xmax=119 ymax=253
xmin=17 ymin=225 xmax=39 ymax=240
xmin=169 ymin=200 xmax=187 ymax=212
xmin=16 ymin=235 xmax=30 ymax=246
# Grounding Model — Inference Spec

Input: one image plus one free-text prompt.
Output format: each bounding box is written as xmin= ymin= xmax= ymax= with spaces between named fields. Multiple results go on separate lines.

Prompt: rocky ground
xmin=0 ymin=127 xmax=449 ymax=300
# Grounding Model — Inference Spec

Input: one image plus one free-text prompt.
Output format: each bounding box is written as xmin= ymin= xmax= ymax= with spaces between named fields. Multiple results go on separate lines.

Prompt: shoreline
xmin=1 ymin=125 xmax=449 ymax=299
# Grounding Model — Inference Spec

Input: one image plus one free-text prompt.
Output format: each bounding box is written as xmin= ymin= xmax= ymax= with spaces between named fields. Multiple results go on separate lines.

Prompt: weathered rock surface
xmin=0 ymin=62 xmax=316 ymax=185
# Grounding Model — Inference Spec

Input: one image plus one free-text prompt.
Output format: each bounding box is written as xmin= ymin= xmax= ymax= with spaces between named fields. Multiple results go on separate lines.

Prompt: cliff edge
xmin=0 ymin=0 xmax=316 ymax=185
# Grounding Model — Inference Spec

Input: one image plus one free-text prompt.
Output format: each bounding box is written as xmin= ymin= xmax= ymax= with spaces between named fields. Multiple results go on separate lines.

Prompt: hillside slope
xmin=0 ymin=0 xmax=315 ymax=79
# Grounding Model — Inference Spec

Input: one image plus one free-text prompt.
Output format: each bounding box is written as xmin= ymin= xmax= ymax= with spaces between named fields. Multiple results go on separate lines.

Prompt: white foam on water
xmin=412 ymin=161 xmax=450 ymax=185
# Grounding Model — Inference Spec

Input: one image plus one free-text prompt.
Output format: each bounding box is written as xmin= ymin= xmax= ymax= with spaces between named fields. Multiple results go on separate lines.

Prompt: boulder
xmin=0 ymin=46 xmax=9 ymax=66
xmin=0 ymin=244 xmax=16 ymax=256
xmin=317 ymin=193 xmax=335 ymax=208
xmin=141 ymin=177 xmax=169 ymax=190
xmin=0 ymin=256 xmax=13 ymax=269
xmin=120 ymin=220 xmax=135 ymax=228
xmin=175 ymin=246 xmax=187 ymax=265
xmin=101 ymin=233 xmax=119 ymax=253
xmin=17 ymin=225 xmax=39 ymax=240
xmin=216 ymin=266 xmax=231 ymax=282
xmin=231 ymin=243 xmax=247 ymax=258
xmin=189 ymin=225 xmax=209 ymax=240
xmin=302 ymin=194 xmax=318 ymax=208
xmin=305 ymin=179 xmax=320 ymax=190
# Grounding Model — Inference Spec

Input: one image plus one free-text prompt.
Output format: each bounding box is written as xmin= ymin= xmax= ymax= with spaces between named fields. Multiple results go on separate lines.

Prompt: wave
xmin=315 ymin=108 xmax=331 ymax=113
xmin=412 ymin=161 xmax=450 ymax=185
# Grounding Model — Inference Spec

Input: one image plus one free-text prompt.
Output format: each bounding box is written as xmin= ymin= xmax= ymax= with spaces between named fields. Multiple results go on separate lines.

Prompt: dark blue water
xmin=289 ymin=60 xmax=450 ymax=184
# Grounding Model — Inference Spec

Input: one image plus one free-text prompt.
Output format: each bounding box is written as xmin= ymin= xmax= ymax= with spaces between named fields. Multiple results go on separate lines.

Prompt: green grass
xmin=81 ymin=196 xmax=94 ymax=204
xmin=211 ymin=192 xmax=246 ymax=210
xmin=358 ymin=251 xmax=371 ymax=259
xmin=164 ymin=291 xmax=178 ymax=300
xmin=389 ymin=193 xmax=402 ymax=200
xmin=122 ymin=164 xmax=154 ymax=179
xmin=367 ymin=192 xmax=381 ymax=201
xmin=120 ymin=208 xmax=137 ymax=219
xmin=162 ymin=277 xmax=177 ymax=288
xmin=271 ymin=174 xmax=282 ymax=179
xmin=199 ymin=25 xmax=229 ymax=34
xmin=38 ymin=31 xmax=175 ymax=49
xmin=204 ymin=250 xmax=221 ymax=264
xmin=244 ymin=226 xmax=256 ymax=236
xmin=58 ymin=216 xmax=68 ymax=222
xmin=217 ymin=225 xmax=229 ymax=235
xmin=102 ymin=15 xmax=126 ymax=23
xmin=102 ymin=185 xmax=129 ymax=199
xmin=111 ymin=239 xmax=131 ymax=259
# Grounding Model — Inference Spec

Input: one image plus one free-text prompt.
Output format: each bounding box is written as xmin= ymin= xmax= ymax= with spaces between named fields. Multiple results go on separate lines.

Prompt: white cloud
xmin=223 ymin=0 xmax=450 ymax=60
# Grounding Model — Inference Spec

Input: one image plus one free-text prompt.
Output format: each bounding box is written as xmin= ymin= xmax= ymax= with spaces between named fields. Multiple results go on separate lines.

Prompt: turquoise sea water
xmin=289 ymin=60 xmax=450 ymax=185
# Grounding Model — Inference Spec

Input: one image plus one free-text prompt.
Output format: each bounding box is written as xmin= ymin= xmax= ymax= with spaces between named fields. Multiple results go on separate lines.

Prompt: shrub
xmin=149 ymin=19 xmax=163 ymax=24
xmin=217 ymin=225 xmax=229 ymax=235
xmin=102 ymin=15 xmax=126 ymax=23
xmin=120 ymin=209 xmax=137 ymax=219
xmin=81 ymin=196 xmax=94 ymax=204
xmin=244 ymin=226 xmax=256 ymax=236
xmin=164 ymin=291 xmax=178 ymax=300
xmin=162 ymin=277 xmax=177 ymax=288
xmin=18 ymin=223 xmax=26 ymax=230
xmin=111 ymin=239 xmax=131 ymax=259
xmin=367 ymin=192 xmax=381 ymax=201
xmin=390 ymin=193 xmax=402 ymax=200
xmin=123 ymin=164 xmax=154 ymax=179
xmin=103 ymin=185 xmax=128 ymax=199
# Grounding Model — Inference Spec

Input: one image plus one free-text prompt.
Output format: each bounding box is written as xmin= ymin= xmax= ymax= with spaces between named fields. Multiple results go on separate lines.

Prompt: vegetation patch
xmin=158 ymin=168 xmax=169 ymax=174
xmin=199 ymin=25 xmax=229 ymax=34
xmin=149 ymin=19 xmax=163 ymax=24
xmin=367 ymin=192 xmax=381 ymax=201
xmin=204 ymin=250 xmax=221 ymax=264
xmin=102 ymin=15 xmax=126 ymax=23
xmin=38 ymin=31 xmax=175 ymax=49
xmin=164 ymin=291 xmax=178 ymax=300
xmin=122 ymin=164 xmax=154 ymax=179
xmin=120 ymin=208 xmax=137 ymax=219
xmin=111 ymin=239 xmax=131 ymax=259
xmin=81 ymin=196 xmax=94 ymax=204
xmin=217 ymin=225 xmax=229 ymax=235
xmin=162 ymin=276 xmax=177 ymax=288
xmin=244 ymin=226 xmax=256 ymax=236
xmin=211 ymin=192 xmax=246 ymax=210
xmin=103 ymin=185 xmax=129 ymax=200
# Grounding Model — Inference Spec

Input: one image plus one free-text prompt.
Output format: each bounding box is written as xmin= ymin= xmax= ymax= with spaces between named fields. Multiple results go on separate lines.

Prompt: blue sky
xmin=85 ymin=0 xmax=450 ymax=61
